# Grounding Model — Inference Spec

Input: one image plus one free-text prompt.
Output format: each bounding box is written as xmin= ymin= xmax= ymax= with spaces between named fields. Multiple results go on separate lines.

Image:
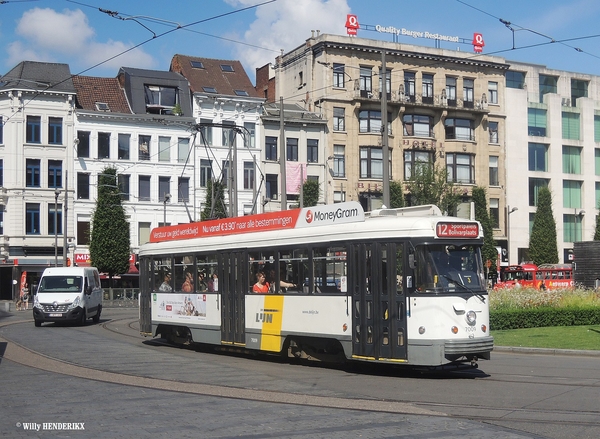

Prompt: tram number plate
xmin=49 ymin=313 xmax=63 ymax=317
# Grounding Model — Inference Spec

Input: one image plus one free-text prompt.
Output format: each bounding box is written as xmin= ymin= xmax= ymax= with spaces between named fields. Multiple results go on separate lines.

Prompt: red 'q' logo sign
xmin=305 ymin=210 xmax=314 ymax=223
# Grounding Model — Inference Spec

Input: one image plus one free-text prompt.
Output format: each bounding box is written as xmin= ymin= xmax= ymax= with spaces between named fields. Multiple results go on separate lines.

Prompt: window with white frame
xmin=159 ymin=136 xmax=170 ymax=162
xmin=178 ymin=137 xmax=189 ymax=163
xmin=118 ymin=133 xmax=130 ymax=160
xmin=307 ymin=139 xmax=318 ymax=163
xmin=200 ymin=159 xmax=212 ymax=187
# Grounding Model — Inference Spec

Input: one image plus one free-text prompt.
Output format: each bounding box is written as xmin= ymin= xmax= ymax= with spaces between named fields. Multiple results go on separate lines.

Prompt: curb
xmin=493 ymin=345 xmax=600 ymax=357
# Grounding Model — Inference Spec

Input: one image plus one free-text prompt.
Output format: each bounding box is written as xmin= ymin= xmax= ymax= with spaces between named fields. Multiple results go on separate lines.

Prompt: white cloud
xmin=7 ymin=7 xmax=155 ymax=74
xmin=225 ymin=0 xmax=350 ymax=70
xmin=81 ymin=40 xmax=156 ymax=72
xmin=15 ymin=8 xmax=95 ymax=54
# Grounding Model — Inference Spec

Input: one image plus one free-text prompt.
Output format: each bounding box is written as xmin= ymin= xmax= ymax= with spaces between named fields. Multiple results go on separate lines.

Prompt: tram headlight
xmin=466 ymin=310 xmax=477 ymax=326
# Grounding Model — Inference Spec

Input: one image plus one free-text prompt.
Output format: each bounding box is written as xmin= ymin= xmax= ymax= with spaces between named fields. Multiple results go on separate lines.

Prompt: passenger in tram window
xmin=197 ymin=272 xmax=208 ymax=292
xmin=182 ymin=271 xmax=194 ymax=292
xmin=252 ymin=272 xmax=270 ymax=293
xmin=159 ymin=272 xmax=173 ymax=292
xmin=278 ymin=266 xmax=297 ymax=290
xmin=208 ymin=273 xmax=218 ymax=292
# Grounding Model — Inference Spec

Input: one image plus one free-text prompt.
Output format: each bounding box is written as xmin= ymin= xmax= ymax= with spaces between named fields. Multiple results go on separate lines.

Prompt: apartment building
xmin=272 ymin=32 xmax=510 ymax=227
xmin=170 ymin=55 xmax=265 ymax=216
xmin=72 ymin=67 xmax=196 ymax=262
xmin=0 ymin=61 xmax=77 ymax=299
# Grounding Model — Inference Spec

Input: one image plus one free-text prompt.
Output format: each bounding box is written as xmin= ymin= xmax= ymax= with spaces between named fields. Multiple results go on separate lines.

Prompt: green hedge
xmin=490 ymin=307 xmax=600 ymax=330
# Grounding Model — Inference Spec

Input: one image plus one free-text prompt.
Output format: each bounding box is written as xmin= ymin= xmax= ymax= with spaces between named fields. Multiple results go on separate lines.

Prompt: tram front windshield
xmin=415 ymin=244 xmax=485 ymax=293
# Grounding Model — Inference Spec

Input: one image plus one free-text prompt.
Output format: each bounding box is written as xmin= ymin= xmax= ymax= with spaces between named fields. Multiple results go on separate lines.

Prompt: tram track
xmin=2 ymin=315 xmax=599 ymax=434
xmin=97 ymin=316 xmax=600 ymax=431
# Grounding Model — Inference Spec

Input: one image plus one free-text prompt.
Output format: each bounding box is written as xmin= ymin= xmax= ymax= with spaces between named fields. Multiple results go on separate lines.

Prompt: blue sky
xmin=2 ymin=0 xmax=600 ymax=81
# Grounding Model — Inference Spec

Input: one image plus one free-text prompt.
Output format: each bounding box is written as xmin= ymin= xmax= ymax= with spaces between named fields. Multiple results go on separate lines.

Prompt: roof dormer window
xmin=144 ymin=85 xmax=177 ymax=114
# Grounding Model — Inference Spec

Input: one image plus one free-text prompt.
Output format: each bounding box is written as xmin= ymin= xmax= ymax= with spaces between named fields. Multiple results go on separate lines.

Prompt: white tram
xmin=139 ymin=202 xmax=493 ymax=367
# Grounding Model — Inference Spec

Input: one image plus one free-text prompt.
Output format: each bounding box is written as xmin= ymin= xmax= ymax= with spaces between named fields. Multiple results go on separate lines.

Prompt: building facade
xmin=505 ymin=62 xmax=600 ymax=264
xmin=0 ymin=62 xmax=77 ymax=300
xmin=273 ymin=32 xmax=510 ymax=224
xmin=170 ymin=55 xmax=265 ymax=216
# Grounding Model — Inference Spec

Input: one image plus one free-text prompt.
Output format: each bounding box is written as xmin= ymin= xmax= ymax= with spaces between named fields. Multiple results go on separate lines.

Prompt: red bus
xmin=495 ymin=263 xmax=573 ymax=290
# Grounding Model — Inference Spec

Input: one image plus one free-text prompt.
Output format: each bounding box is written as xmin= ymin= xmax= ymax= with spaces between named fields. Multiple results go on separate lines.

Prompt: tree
xmin=404 ymin=161 xmax=461 ymax=214
xmin=301 ymin=179 xmax=320 ymax=207
xmin=201 ymin=178 xmax=227 ymax=220
xmin=529 ymin=186 xmax=559 ymax=264
xmin=594 ymin=209 xmax=600 ymax=240
xmin=389 ymin=180 xmax=405 ymax=208
xmin=89 ymin=167 xmax=131 ymax=282
xmin=472 ymin=186 xmax=497 ymax=273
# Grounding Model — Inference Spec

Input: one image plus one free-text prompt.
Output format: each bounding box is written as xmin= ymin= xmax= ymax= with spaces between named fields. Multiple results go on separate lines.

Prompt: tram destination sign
xmin=436 ymin=222 xmax=480 ymax=238
xmin=150 ymin=202 xmax=365 ymax=243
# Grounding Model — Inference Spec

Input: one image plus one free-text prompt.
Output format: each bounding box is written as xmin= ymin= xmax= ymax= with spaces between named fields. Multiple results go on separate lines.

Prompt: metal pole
xmin=63 ymin=170 xmax=68 ymax=266
xmin=381 ymin=51 xmax=390 ymax=208
xmin=54 ymin=189 xmax=59 ymax=266
xmin=507 ymin=206 xmax=518 ymax=265
xmin=279 ymin=96 xmax=287 ymax=210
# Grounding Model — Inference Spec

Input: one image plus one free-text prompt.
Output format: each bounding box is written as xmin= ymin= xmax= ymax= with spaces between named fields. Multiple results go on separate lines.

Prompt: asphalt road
xmin=1 ymin=307 xmax=599 ymax=439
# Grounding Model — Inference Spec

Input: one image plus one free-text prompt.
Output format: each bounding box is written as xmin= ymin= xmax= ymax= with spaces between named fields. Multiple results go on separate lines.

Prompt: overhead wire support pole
xmin=279 ymin=96 xmax=287 ymax=210
xmin=381 ymin=51 xmax=390 ymax=208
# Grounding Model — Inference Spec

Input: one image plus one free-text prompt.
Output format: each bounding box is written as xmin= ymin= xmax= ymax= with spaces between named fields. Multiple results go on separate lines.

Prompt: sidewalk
xmin=0 ymin=299 xmax=137 ymax=313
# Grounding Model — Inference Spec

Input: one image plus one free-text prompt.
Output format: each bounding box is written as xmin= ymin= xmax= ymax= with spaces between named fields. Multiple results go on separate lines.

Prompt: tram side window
xmin=395 ymin=244 xmax=404 ymax=294
xmin=279 ymin=248 xmax=308 ymax=293
xmin=248 ymin=250 xmax=276 ymax=293
xmin=196 ymin=255 xmax=218 ymax=292
xmin=174 ymin=255 xmax=195 ymax=292
xmin=153 ymin=256 xmax=173 ymax=292
xmin=313 ymin=245 xmax=347 ymax=293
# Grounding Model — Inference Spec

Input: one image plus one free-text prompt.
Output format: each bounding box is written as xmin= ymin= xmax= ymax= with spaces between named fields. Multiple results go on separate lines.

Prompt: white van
xmin=33 ymin=267 xmax=103 ymax=327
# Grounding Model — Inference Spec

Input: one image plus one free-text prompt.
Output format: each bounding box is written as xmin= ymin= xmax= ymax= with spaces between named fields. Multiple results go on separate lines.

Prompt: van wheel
xmin=92 ymin=306 xmax=102 ymax=323
xmin=79 ymin=309 xmax=86 ymax=326
xmin=34 ymin=320 xmax=42 ymax=327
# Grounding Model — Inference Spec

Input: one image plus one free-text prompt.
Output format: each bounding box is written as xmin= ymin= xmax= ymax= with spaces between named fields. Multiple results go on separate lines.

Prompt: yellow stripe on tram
xmin=260 ymin=295 xmax=284 ymax=352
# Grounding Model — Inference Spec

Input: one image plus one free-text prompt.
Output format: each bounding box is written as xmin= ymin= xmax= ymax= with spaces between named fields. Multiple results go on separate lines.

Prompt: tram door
xmin=351 ymin=242 xmax=407 ymax=361
xmin=220 ymin=251 xmax=246 ymax=346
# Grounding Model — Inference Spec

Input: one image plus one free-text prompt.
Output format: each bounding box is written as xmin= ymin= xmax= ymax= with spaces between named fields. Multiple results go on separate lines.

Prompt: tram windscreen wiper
xmin=441 ymin=274 xmax=486 ymax=302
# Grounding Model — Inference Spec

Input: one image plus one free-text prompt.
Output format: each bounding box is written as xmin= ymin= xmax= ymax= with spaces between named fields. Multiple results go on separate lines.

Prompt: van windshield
xmin=38 ymin=276 xmax=83 ymax=293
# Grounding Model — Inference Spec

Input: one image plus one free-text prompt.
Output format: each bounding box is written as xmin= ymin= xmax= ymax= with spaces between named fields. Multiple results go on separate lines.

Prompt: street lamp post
xmin=163 ymin=193 xmax=171 ymax=225
xmin=54 ymin=189 xmax=60 ymax=266
xmin=507 ymin=206 xmax=518 ymax=265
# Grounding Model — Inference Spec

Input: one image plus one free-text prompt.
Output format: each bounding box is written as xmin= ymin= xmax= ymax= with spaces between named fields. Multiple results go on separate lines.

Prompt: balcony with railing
xmin=354 ymin=86 xmax=490 ymax=114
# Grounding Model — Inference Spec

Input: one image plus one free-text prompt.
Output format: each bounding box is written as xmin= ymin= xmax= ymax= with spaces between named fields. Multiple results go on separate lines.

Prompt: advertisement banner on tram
xmin=150 ymin=202 xmax=365 ymax=243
